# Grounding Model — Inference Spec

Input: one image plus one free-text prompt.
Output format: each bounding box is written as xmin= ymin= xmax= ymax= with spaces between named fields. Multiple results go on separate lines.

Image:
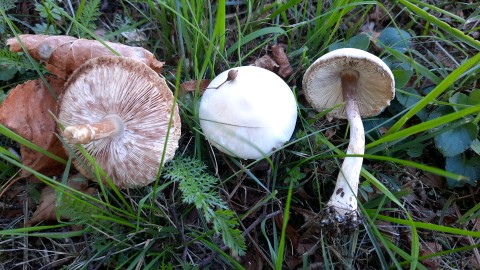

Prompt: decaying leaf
xmin=7 ymin=34 xmax=164 ymax=79
xmin=271 ymin=45 xmax=294 ymax=79
xmin=0 ymin=76 xmax=67 ymax=181
xmin=28 ymin=177 xmax=97 ymax=226
xmin=180 ymin=79 xmax=211 ymax=95
xmin=254 ymin=55 xmax=279 ymax=71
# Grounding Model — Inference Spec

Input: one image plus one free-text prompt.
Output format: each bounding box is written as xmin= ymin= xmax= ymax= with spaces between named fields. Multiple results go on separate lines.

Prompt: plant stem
xmin=62 ymin=115 xmax=124 ymax=144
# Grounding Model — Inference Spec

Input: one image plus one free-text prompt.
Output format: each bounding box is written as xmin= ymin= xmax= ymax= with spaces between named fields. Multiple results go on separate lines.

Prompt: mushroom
xmin=302 ymin=48 xmax=395 ymax=230
xmin=199 ymin=66 xmax=297 ymax=159
xmin=58 ymin=56 xmax=181 ymax=188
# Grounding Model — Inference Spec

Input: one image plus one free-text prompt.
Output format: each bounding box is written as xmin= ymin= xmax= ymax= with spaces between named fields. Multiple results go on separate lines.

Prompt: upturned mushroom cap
xmin=302 ymin=48 xmax=395 ymax=119
xmin=58 ymin=56 xmax=181 ymax=188
xmin=199 ymin=66 xmax=297 ymax=159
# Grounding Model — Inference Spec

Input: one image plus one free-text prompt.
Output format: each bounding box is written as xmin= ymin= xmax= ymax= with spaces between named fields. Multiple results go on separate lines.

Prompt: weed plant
xmin=1 ymin=0 xmax=479 ymax=269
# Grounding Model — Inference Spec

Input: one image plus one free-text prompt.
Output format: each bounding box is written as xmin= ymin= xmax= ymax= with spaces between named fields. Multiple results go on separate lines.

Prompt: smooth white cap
xmin=302 ymin=48 xmax=395 ymax=119
xmin=199 ymin=66 xmax=297 ymax=159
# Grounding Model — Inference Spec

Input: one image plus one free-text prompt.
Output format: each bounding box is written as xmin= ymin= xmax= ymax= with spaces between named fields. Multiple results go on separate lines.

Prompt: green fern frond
xmin=0 ymin=48 xmax=39 ymax=71
xmin=75 ymin=0 xmax=101 ymax=37
xmin=0 ymin=0 xmax=15 ymax=12
xmin=212 ymin=209 xmax=247 ymax=256
xmin=164 ymin=157 xmax=246 ymax=256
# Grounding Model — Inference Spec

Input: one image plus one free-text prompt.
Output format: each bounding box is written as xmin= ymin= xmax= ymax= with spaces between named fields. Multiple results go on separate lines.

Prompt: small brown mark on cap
xmin=207 ymin=69 xmax=238 ymax=89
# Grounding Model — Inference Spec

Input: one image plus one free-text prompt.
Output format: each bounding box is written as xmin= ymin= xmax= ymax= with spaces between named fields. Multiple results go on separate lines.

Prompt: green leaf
xmin=377 ymin=27 xmax=412 ymax=53
xmin=449 ymin=92 xmax=470 ymax=112
xmin=471 ymin=139 xmax=480 ymax=155
xmin=0 ymin=66 xmax=17 ymax=81
xmin=35 ymin=2 xmax=63 ymax=20
xmin=445 ymin=154 xmax=480 ymax=188
xmin=434 ymin=122 xmax=478 ymax=157
xmin=395 ymin=88 xmax=428 ymax=121
xmin=468 ymin=89 xmax=480 ymax=105
xmin=392 ymin=69 xmax=413 ymax=89
xmin=407 ymin=145 xmax=423 ymax=158
xmin=31 ymin=22 xmax=58 ymax=35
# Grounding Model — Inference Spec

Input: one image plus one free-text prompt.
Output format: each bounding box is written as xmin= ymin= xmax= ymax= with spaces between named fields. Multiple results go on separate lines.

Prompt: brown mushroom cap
xmin=57 ymin=56 xmax=181 ymax=188
xmin=302 ymin=48 xmax=395 ymax=119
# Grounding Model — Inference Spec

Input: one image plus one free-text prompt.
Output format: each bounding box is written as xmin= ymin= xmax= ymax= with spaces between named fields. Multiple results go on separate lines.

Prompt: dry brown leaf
xmin=271 ymin=45 xmax=294 ymax=79
xmin=180 ymin=79 xmax=211 ymax=95
xmin=28 ymin=177 xmax=97 ymax=226
xmin=7 ymin=34 xmax=164 ymax=79
xmin=253 ymin=55 xmax=278 ymax=71
xmin=420 ymin=172 xmax=445 ymax=188
xmin=0 ymin=76 xmax=68 ymax=181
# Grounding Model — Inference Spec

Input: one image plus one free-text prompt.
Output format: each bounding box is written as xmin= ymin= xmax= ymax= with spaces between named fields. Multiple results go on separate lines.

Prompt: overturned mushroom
xmin=58 ymin=56 xmax=181 ymax=188
xmin=199 ymin=66 xmax=297 ymax=159
xmin=303 ymin=48 xmax=394 ymax=231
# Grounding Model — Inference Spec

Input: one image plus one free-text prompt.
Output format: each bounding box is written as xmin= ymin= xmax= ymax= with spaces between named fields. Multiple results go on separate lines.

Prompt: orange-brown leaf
xmin=271 ymin=45 xmax=294 ymax=79
xmin=7 ymin=34 xmax=164 ymax=79
xmin=0 ymin=76 xmax=67 ymax=181
xmin=27 ymin=178 xmax=97 ymax=226
xmin=180 ymin=79 xmax=211 ymax=95
xmin=254 ymin=55 xmax=279 ymax=72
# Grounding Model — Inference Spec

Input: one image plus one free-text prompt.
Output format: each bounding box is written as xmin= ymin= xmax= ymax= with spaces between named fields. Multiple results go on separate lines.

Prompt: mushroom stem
xmin=63 ymin=114 xmax=124 ymax=144
xmin=325 ymin=70 xmax=365 ymax=221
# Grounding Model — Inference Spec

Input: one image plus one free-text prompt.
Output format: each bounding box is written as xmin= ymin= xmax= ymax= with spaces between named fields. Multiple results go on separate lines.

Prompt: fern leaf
xmin=0 ymin=48 xmax=39 ymax=71
xmin=0 ymin=0 xmax=16 ymax=12
xmin=164 ymin=157 xmax=246 ymax=255
xmin=212 ymin=209 xmax=247 ymax=256
xmin=76 ymin=0 xmax=101 ymax=37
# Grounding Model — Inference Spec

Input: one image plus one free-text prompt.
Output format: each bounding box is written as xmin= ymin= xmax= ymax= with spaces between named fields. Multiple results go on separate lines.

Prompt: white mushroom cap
xmin=199 ymin=66 xmax=297 ymax=159
xmin=58 ymin=56 xmax=181 ymax=188
xmin=302 ymin=48 xmax=395 ymax=119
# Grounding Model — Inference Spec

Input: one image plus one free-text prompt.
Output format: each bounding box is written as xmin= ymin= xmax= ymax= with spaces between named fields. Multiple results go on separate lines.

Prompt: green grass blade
xmin=376 ymin=214 xmax=480 ymax=238
xmin=397 ymin=0 xmax=480 ymax=50
xmin=227 ymin=27 xmax=286 ymax=56
xmin=213 ymin=0 xmax=226 ymax=52
xmin=386 ymin=52 xmax=480 ymax=134
xmin=0 ymin=124 xmax=66 ymax=164
xmin=362 ymin=154 xmax=465 ymax=180
xmin=0 ymin=224 xmax=82 ymax=236
xmin=369 ymin=104 xmax=480 ymax=150
xmin=275 ymin=180 xmax=293 ymax=270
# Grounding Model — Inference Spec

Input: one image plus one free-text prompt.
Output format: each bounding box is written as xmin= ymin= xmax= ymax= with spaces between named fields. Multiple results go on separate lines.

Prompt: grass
xmin=1 ymin=0 xmax=480 ymax=269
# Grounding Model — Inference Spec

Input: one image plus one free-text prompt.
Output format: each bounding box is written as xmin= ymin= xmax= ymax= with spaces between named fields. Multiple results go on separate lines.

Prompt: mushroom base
xmin=320 ymin=205 xmax=360 ymax=235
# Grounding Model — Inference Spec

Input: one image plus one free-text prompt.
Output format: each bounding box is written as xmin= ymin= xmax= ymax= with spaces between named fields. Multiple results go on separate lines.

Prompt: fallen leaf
xmin=0 ymin=76 xmax=68 ymax=181
xmin=180 ymin=79 xmax=211 ymax=95
xmin=271 ymin=45 xmax=294 ymax=79
xmin=253 ymin=55 xmax=278 ymax=71
xmin=7 ymin=34 xmax=164 ymax=79
xmin=420 ymin=172 xmax=445 ymax=188
xmin=27 ymin=177 xmax=97 ymax=226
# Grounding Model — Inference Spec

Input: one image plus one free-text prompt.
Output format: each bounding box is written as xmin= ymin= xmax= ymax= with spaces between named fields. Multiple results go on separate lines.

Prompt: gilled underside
xmin=303 ymin=55 xmax=394 ymax=119
xmin=58 ymin=57 xmax=181 ymax=188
